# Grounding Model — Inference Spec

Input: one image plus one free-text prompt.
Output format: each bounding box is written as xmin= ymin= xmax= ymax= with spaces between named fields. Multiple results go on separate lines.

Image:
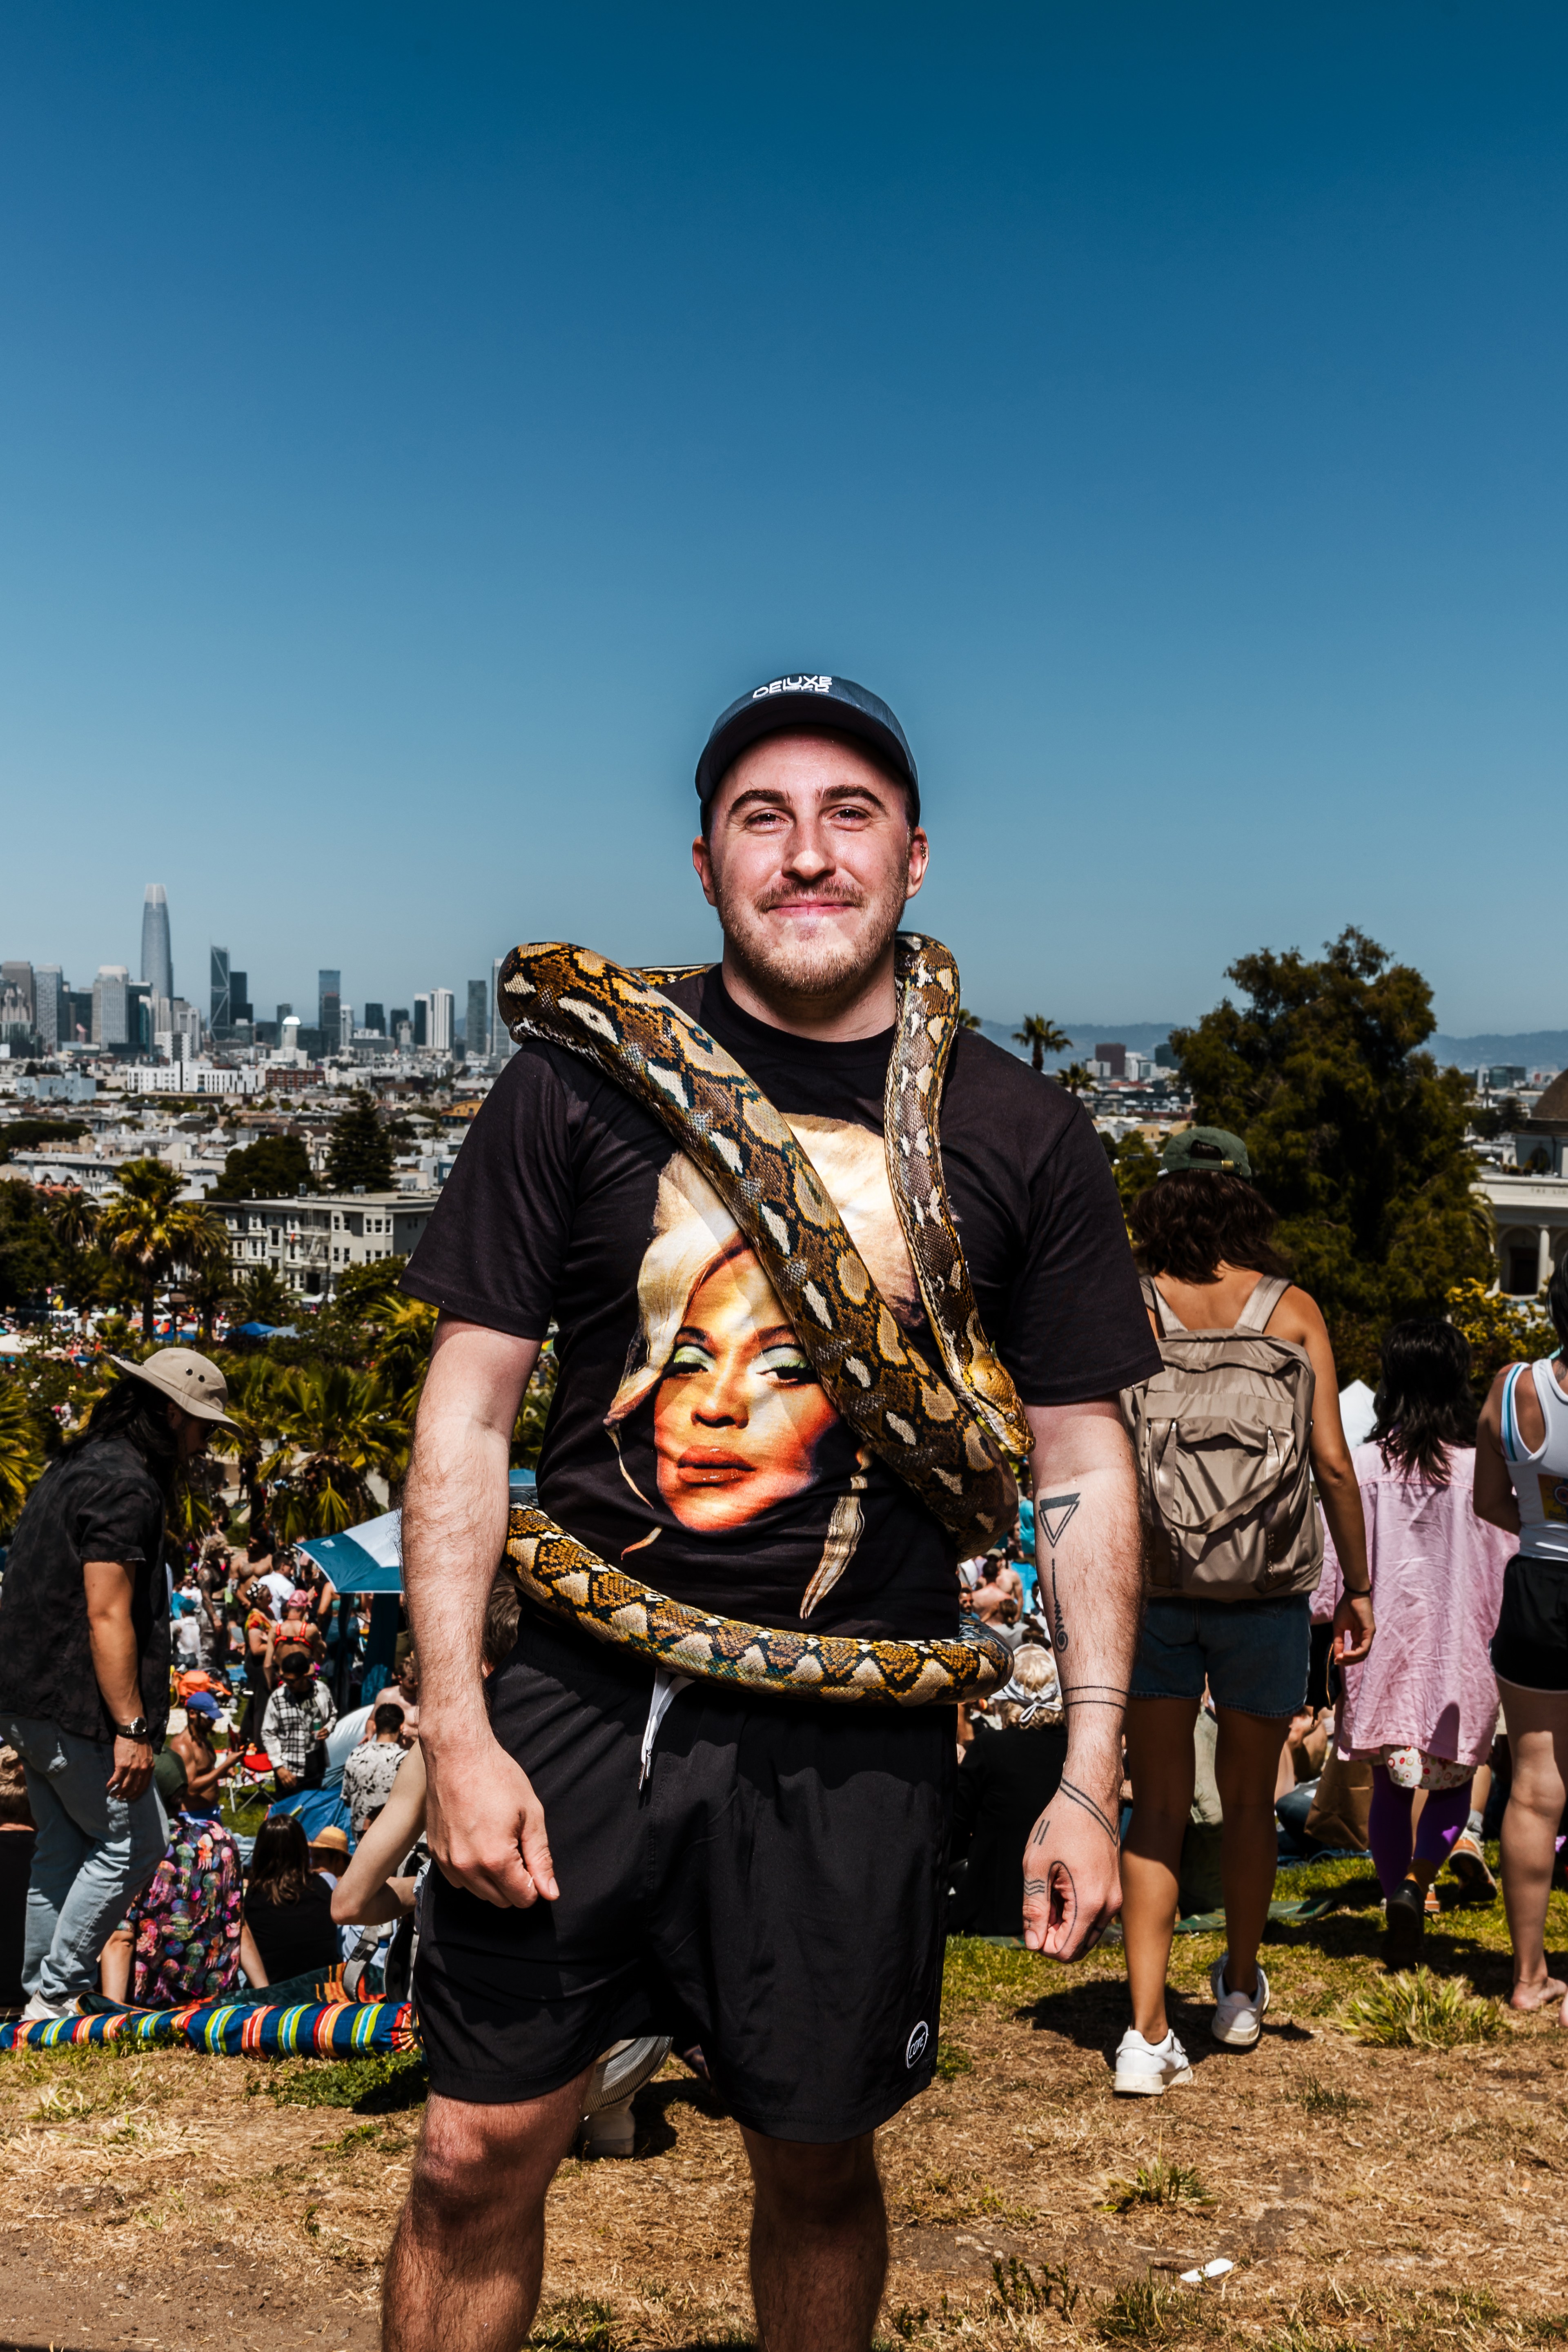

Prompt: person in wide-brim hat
xmin=0 ymin=1348 xmax=240 ymax=2021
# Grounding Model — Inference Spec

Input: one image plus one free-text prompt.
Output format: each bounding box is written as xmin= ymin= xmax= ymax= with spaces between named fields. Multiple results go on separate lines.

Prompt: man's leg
xmin=742 ymin=2127 xmax=886 ymax=2352
xmin=3 ymin=1717 xmax=88 ymax=2000
xmin=10 ymin=1720 xmax=168 ymax=2002
xmin=382 ymin=2073 xmax=588 ymax=2352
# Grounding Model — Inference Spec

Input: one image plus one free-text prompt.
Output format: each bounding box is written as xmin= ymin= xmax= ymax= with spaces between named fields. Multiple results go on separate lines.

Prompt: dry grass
xmin=2 ymin=1854 xmax=1568 ymax=2349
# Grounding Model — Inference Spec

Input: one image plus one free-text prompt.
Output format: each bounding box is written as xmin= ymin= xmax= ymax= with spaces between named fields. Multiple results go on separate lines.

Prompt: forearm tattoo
xmin=1037 ymin=1490 xmax=1129 ymax=1710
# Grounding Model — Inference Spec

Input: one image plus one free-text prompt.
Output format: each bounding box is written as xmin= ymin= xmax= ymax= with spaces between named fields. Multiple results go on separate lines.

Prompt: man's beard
xmin=714 ymin=866 xmax=909 ymax=1004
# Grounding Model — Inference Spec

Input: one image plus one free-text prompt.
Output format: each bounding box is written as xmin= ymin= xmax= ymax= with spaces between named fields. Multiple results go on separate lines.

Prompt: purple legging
xmin=1368 ymin=1768 xmax=1473 ymax=1898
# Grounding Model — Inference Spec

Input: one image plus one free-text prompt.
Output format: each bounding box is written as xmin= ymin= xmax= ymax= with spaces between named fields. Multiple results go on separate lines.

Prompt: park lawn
xmin=2 ymin=1853 xmax=1567 ymax=2351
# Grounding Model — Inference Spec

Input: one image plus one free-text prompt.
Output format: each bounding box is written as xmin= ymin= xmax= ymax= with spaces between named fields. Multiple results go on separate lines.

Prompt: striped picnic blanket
xmin=0 ymin=1997 xmax=417 ymax=2057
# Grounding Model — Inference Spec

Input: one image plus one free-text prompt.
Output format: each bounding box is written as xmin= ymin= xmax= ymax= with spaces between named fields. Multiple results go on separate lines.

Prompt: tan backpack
xmin=1123 ymin=1274 xmax=1323 ymax=1602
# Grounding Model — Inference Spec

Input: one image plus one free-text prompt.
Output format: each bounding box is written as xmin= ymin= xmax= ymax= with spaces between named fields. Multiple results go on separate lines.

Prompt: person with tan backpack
xmin=1111 ymin=1129 xmax=1374 ymax=2095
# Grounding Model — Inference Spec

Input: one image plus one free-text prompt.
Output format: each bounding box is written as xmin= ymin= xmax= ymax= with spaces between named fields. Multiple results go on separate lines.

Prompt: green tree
xmin=956 ymin=1008 xmax=984 ymax=1033
xmin=0 ymin=1374 xmax=46 ymax=1532
xmin=97 ymin=1160 xmax=227 ymax=1340
xmin=1059 ymin=1063 xmax=1095 ymax=1096
xmin=266 ymin=1362 xmax=406 ymax=1539
xmin=1446 ymin=1278 xmax=1558 ymax=1400
xmin=1171 ymin=929 xmax=1492 ymax=1382
xmin=1013 ymin=1015 xmax=1072 ymax=1073
xmin=326 ymin=1096 xmax=394 ymax=1192
xmin=0 ymin=1178 xmax=60 ymax=1310
xmin=210 ymin=1135 xmax=316 ymax=1201
xmin=210 ymin=1354 xmax=286 ymax=1547
xmin=0 ymin=1118 xmax=89 ymax=1163
xmin=231 ymin=1266 xmax=298 ymax=1327
xmin=46 ymin=1187 xmax=98 ymax=1313
xmin=1107 ymin=1129 xmax=1162 ymax=1209
xmin=1470 ymin=1094 xmax=1523 ymax=1145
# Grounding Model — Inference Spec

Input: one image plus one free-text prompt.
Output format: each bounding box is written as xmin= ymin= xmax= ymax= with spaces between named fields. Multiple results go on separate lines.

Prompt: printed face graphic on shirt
xmin=606 ymin=1115 xmax=919 ymax=1561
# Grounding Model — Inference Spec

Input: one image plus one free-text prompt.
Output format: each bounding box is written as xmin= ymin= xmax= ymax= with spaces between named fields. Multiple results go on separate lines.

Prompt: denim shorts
xmin=1129 ymin=1593 xmax=1311 ymax=1719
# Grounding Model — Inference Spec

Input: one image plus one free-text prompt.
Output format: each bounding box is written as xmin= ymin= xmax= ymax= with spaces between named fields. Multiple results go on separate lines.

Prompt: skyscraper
xmin=466 ymin=980 xmax=488 ymax=1060
xmin=94 ymin=966 xmax=130 ymax=1047
xmin=412 ymin=994 xmax=430 ymax=1048
xmin=430 ymin=989 xmax=454 ymax=1052
xmin=318 ymin=969 xmax=341 ymax=1038
xmin=490 ymin=955 xmax=517 ymax=1060
xmin=363 ymin=1002 xmax=385 ymax=1035
xmin=229 ymin=970 xmax=252 ymax=1025
xmin=140 ymin=885 xmax=173 ymax=1006
xmin=0 ymin=962 xmax=33 ymax=1043
xmin=33 ymin=967 xmax=62 ymax=1053
xmin=210 ymin=946 xmax=230 ymax=1033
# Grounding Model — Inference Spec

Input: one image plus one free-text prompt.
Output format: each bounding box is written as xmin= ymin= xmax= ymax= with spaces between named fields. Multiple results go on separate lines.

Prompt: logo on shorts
xmin=905 ymin=2020 xmax=930 ymax=2069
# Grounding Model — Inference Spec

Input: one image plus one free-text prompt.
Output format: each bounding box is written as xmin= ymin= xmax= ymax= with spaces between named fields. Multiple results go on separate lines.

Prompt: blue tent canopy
xmin=296 ymin=1469 xmax=537 ymax=1594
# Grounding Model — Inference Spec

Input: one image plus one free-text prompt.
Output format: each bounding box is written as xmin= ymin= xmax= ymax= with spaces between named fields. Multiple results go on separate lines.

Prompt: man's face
xmin=167 ymin=1402 xmax=210 ymax=1462
xmin=693 ymin=733 xmax=929 ymax=1004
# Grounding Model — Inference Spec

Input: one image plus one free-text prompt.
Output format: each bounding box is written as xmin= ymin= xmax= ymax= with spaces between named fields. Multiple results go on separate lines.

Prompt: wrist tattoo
xmin=1058 ymin=1776 xmax=1120 ymax=1844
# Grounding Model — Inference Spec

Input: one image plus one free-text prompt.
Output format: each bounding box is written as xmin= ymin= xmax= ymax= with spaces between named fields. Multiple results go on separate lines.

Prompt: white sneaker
xmin=1209 ymin=1953 xmax=1269 ymax=2048
xmin=20 ymin=1993 xmax=69 ymax=2022
xmin=1112 ymin=2026 xmax=1195 ymax=2095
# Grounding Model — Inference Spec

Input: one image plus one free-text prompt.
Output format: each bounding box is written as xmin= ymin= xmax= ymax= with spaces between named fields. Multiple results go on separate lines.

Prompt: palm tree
xmin=210 ymin=1355 xmax=285 ymax=1549
xmin=97 ymin=1160 xmax=229 ymax=1340
xmin=0 ymin=1377 xmax=45 ymax=1533
xmin=1013 ymin=1015 xmax=1073 ymax=1074
xmin=956 ymin=1009 xmax=983 ymax=1032
xmin=266 ymin=1362 xmax=407 ymax=1541
xmin=1059 ymin=1063 xmax=1095 ymax=1096
xmin=46 ymin=1188 xmax=98 ymax=1317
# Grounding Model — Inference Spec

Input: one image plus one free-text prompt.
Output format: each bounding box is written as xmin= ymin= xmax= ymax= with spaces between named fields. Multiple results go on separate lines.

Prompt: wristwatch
xmin=112 ymin=1716 xmax=150 ymax=1741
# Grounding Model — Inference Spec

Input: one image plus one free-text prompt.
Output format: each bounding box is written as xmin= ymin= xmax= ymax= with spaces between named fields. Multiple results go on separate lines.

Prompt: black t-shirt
xmin=0 ymin=1438 xmax=170 ymax=1744
xmin=244 ymin=1873 xmax=339 ymax=1984
xmin=403 ymin=970 xmax=1160 ymax=1642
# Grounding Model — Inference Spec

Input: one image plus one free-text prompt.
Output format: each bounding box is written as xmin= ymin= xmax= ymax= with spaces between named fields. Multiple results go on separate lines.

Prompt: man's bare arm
xmin=1019 ymin=1399 xmax=1143 ymax=1960
xmin=403 ymin=1316 xmax=557 ymax=1909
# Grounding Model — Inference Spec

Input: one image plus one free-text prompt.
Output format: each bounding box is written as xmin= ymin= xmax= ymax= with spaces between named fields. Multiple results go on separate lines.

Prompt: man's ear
xmin=692 ymin=834 xmax=718 ymax=909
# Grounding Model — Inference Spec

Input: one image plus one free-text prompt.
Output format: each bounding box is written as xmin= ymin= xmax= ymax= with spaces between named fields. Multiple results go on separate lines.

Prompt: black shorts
xmin=1492 ymin=1552 xmax=1568 ymax=1692
xmin=414 ymin=1609 xmax=953 ymax=2142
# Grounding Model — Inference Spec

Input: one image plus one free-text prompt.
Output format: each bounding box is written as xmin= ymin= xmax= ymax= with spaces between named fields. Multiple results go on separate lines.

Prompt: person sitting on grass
xmin=241 ymin=1813 xmax=341 ymax=1991
xmin=343 ymin=1702 xmax=412 ymax=1835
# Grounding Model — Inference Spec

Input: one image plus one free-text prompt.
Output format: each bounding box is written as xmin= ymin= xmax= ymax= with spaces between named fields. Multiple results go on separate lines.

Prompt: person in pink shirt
xmin=1323 ymin=1321 xmax=1513 ymax=1967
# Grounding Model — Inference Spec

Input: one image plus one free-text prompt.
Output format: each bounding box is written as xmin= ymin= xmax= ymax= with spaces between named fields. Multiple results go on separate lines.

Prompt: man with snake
xmin=385 ymin=673 xmax=1160 ymax=2352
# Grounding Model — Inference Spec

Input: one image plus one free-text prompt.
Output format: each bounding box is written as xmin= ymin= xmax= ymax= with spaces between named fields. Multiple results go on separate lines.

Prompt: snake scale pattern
xmin=496 ymin=933 xmax=1030 ymax=1706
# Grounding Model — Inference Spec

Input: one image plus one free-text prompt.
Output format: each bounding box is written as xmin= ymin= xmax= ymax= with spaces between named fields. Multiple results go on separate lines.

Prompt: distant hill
xmin=972 ymin=1019 xmax=1566 ymax=1075
xmin=1428 ymin=1033 xmax=1568 ymax=1071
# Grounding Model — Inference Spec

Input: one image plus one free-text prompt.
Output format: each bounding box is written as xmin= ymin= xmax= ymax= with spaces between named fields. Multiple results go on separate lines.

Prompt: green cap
xmin=1160 ymin=1126 xmax=1252 ymax=1179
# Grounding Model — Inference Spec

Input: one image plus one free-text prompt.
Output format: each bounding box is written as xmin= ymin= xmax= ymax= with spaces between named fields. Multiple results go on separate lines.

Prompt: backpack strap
xmin=1142 ymin=1275 xmax=1185 ymax=1339
xmin=1233 ymin=1274 xmax=1290 ymax=1334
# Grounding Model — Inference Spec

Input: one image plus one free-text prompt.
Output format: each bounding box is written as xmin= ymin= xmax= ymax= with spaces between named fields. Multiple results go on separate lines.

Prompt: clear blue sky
xmin=2 ymin=4 xmax=1563 ymax=1038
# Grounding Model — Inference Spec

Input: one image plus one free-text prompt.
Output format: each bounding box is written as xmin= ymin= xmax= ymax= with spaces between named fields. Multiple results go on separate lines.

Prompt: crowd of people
xmin=1 ymin=1161 xmax=1566 ymax=2078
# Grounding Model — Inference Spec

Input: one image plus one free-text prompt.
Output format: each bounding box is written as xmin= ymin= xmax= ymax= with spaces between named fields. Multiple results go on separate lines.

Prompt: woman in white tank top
xmin=1475 ymin=1264 xmax=1568 ymax=2016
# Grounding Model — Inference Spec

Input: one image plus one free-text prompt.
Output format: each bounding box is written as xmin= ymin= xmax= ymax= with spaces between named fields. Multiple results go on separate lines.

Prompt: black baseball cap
xmin=695 ymin=673 xmax=920 ymax=819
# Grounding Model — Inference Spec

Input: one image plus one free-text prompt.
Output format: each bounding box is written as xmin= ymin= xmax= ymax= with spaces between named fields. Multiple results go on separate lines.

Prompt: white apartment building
xmin=213 ymin=1189 xmax=440 ymax=1300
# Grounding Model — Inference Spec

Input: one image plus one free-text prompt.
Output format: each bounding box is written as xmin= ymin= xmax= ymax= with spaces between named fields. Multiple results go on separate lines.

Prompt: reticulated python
xmin=495 ymin=933 xmax=1030 ymax=1706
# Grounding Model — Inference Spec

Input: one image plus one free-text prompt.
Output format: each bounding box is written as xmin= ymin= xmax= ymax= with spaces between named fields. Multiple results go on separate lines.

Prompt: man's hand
xmin=424 ymin=1730 xmax=559 ymax=1910
xmin=274 ymin=1765 xmax=300 ymax=1791
xmin=107 ymin=1737 xmax=154 ymax=1802
xmin=1332 ymin=1590 xmax=1375 ymax=1666
xmin=1020 ymin=1781 xmax=1122 ymax=1959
